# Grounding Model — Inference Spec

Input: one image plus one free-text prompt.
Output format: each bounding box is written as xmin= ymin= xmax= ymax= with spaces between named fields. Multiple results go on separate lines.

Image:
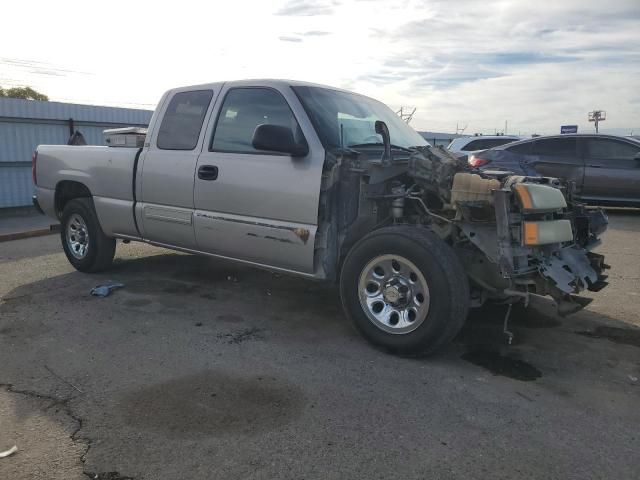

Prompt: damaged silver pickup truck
xmin=32 ymin=80 xmax=609 ymax=355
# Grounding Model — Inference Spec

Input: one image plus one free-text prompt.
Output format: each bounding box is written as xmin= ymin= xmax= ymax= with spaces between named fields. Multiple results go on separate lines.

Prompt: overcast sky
xmin=1 ymin=0 xmax=638 ymax=135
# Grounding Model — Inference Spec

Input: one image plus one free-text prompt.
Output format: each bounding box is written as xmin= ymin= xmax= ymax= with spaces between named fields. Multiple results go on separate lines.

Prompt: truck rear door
xmin=138 ymin=88 xmax=217 ymax=248
xmin=193 ymin=83 xmax=325 ymax=275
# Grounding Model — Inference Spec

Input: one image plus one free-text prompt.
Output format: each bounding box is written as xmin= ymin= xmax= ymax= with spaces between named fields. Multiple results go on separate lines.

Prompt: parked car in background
xmin=447 ymin=135 xmax=521 ymax=155
xmin=469 ymin=134 xmax=640 ymax=207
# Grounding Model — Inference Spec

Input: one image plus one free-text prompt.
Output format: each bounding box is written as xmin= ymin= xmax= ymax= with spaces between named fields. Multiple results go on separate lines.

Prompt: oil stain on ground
xmin=118 ymin=370 xmax=305 ymax=438
xmin=123 ymin=298 xmax=152 ymax=308
xmin=124 ymin=279 xmax=200 ymax=296
xmin=0 ymin=297 xmax=51 ymax=341
xmin=119 ymin=279 xmax=202 ymax=310
xmin=466 ymin=303 xmax=560 ymax=329
xmin=462 ymin=349 xmax=542 ymax=382
xmin=576 ymin=326 xmax=640 ymax=348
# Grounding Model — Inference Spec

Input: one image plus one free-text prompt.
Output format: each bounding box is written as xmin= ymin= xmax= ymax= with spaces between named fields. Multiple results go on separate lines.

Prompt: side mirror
xmin=252 ymin=124 xmax=308 ymax=157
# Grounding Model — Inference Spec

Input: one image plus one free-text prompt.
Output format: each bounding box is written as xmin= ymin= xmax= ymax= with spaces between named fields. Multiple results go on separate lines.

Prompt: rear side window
xmin=211 ymin=88 xmax=301 ymax=154
xmin=462 ymin=138 xmax=517 ymax=151
xmin=506 ymin=141 xmax=533 ymax=154
xmin=586 ymin=138 xmax=640 ymax=159
xmin=532 ymin=138 xmax=576 ymax=157
xmin=157 ymin=90 xmax=213 ymax=150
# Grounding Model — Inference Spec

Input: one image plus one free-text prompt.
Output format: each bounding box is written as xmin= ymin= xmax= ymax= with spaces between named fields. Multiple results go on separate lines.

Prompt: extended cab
xmin=33 ymin=80 xmax=609 ymax=355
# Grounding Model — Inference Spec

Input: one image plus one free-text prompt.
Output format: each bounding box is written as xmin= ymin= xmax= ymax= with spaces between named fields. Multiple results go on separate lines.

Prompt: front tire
xmin=60 ymin=198 xmax=116 ymax=273
xmin=340 ymin=226 xmax=469 ymax=356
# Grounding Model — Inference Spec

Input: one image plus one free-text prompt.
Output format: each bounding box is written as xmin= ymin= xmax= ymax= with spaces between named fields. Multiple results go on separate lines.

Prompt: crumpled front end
xmin=405 ymin=147 xmax=609 ymax=315
xmin=482 ymin=175 xmax=608 ymax=315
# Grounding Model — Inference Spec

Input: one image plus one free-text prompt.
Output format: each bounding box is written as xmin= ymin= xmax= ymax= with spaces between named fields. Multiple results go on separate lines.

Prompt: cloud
xmin=2 ymin=0 xmax=637 ymax=135
xmin=357 ymin=72 xmax=408 ymax=86
xmin=275 ymin=0 xmax=339 ymax=16
xmin=279 ymin=36 xmax=303 ymax=42
xmin=343 ymin=0 xmax=640 ymax=133
xmin=29 ymin=69 xmax=65 ymax=77
xmin=482 ymin=52 xmax=578 ymax=65
xmin=298 ymin=30 xmax=332 ymax=36
xmin=279 ymin=30 xmax=332 ymax=43
xmin=410 ymin=72 xmax=504 ymax=88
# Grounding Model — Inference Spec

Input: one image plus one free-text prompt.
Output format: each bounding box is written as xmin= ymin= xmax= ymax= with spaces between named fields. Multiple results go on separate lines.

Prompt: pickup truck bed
xmin=36 ymin=145 xmax=140 ymax=238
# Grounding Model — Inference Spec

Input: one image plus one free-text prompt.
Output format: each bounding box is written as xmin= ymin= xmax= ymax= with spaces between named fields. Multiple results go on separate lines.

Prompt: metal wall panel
xmin=0 ymin=97 xmax=153 ymax=207
xmin=0 ymin=122 xmax=68 ymax=163
xmin=0 ymin=166 xmax=33 ymax=207
xmin=0 ymin=97 xmax=154 ymax=125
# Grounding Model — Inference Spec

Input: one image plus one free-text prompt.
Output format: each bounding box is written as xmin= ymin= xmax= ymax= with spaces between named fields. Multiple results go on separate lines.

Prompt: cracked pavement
xmin=0 ymin=211 xmax=639 ymax=479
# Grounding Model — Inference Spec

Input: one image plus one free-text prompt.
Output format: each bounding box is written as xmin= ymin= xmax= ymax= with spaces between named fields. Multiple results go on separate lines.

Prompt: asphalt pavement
xmin=0 ymin=211 xmax=638 ymax=480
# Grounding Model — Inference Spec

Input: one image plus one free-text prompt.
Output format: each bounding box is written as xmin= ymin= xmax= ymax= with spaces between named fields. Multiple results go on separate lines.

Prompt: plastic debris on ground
xmin=0 ymin=445 xmax=18 ymax=458
xmin=90 ymin=282 xmax=125 ymax=297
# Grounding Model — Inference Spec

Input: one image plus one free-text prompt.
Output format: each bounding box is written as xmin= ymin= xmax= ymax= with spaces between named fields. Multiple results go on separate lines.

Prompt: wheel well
xmin=338 ymin=220 xmax=379 ymax=272
xmin=55 ymin=181 xmax=92 ymax=217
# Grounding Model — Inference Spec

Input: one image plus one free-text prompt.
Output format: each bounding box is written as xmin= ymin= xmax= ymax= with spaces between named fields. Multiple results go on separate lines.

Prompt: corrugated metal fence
xmin=0 ymin=97 xmax=152 ymax=208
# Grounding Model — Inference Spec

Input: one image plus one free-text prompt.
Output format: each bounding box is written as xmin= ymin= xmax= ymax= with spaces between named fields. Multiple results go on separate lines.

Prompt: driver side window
xmin=211 ymin=88 xmax=302 ymax=154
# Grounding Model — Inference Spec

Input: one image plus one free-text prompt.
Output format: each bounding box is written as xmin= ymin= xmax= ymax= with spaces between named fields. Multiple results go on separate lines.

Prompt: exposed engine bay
xmin=317 ymin=144 xmax=609 ymax=317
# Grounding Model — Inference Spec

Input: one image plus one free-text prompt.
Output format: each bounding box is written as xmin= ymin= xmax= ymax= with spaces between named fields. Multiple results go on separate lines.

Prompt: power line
xmin=0 ymin=57 xmax=93 ymax=76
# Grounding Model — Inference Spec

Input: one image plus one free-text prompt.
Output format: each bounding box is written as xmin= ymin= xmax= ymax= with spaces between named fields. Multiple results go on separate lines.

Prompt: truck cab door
xmin=193 ymin=84 xmax=325 ymax=275
xmin=138 ymin=88 xmax=216 ymax=249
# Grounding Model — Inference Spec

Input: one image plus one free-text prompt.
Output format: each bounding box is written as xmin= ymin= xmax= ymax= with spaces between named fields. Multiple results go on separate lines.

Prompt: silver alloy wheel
xmin=66 ymin=213 xmax=90 ymax=259
xmin=358 ymin=254 xmax=431 ymax=334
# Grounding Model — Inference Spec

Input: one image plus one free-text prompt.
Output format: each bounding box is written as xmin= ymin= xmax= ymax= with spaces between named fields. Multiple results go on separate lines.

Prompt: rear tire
xmin=60 ymin=198 xmax=116 ymax=273
xmin=340 ymin=226 xmax=469 ymax=356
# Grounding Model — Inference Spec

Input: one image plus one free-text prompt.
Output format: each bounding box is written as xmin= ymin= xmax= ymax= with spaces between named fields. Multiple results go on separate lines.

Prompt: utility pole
xmin=505 ymin=120 xmax=508 ymax=135
xmin=588 ymin=110 xmax=606 ymax=133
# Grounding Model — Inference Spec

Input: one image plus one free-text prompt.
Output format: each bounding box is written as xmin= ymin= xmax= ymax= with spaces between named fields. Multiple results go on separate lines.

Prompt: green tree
xmin=0 ymin=86 xmax=49 ymax=101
